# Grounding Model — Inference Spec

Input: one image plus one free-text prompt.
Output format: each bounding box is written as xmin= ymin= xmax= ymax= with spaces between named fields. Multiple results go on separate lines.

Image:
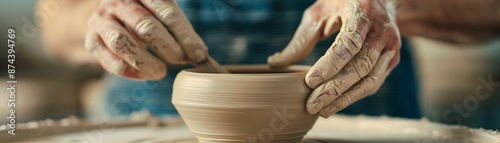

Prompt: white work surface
xmin=7 ymin=115 xmax=500 ymax=143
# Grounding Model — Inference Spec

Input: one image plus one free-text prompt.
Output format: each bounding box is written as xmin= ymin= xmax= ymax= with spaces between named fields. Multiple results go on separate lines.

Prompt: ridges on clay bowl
xmin=172 ymin=65 xmax=319 ymax=143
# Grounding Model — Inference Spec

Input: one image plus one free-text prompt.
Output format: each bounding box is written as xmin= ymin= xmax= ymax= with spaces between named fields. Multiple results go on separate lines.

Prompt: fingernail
xmin=140 ymin=59 xmax=166 ymax=80
xmin=307 ymin=75 xmax=324 ymax=88
xmin=268 ymin=53 xmax=288 ymax=68
xmin=267 ymin=53 xmax=279 ymax=62
xmin=192 ymin=49 xmax=207 ymax=63
xmin=307 ymin=100 xmax=324 ymax=114
xmin=388 ymin=51 xmax=396 ymax=58
xmin=150 ymin=65 xmax=167 ymax=80
xmin=319 ymin=110 xmax=336 ymax=118
xmin=319 ymin=112 xmax=329 ymax=118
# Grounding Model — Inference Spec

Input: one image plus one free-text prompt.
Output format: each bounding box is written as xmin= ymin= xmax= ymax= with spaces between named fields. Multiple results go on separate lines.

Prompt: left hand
xmin=268 ymin=0 xmax=401 ymax=117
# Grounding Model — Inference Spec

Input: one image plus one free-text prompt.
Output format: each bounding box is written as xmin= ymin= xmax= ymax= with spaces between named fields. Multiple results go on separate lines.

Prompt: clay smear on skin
xmin=135 ymin=17 xmax=187 ymax=64
xmin=102 ymin=21 xmax=165 ymax=79
xmin=147 ymin=0 xmax=208 ymax=63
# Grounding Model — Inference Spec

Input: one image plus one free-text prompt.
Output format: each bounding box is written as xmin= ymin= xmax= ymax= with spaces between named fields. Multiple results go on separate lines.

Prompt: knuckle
xmin=365 ymin=75 xmax=379 ymax=87
xmin=107 ymin=31 xmax=125 ymax=48
xmin=84 ymin=34 xmax=99 ymax=52
xmin=367 ymin=49 xmax=379 ymax=62
xmin=303 ymin=7 xmax=315 ymax=17
xmin=359 ymin=12 xmax=371 ymax=24
xmin=135 ymin=18 xmax=157 ymax=39
xmin=325 ymin=81 xmax=342 ymax=96
xmin=367 ymin=88 xmax=378 ymax=95
xmin=341 ymin=37 xmax=358 ymax=55
xmin=321 ymin=105 xmax=337 ymax=116
xmin=109 ymin=62 xmax=126 ymax=75
xmin=330 ymin=63 xmax=340 ymax=74
xmin=345 ymin=0 xmax=360 ymax=13
xmin=350 ymin=85 xmax=365 ymax=95
xmin=349 ymin=32 xmax=363 ymax=49
xmin=99 ymin=2 xmax=121 ymax=14
xmin=317 ymin=54 xmax=340 ymax=75
xmin=159 ymin=6 xmax=179 ymax=26
xmin=85 ymin=42 xmax=99 ymax=53
xmin=395 ymin=54 xmax=401 ymax=63
xmin=88 ymin=13 xmax=101 ymax=26
xmin=360 ymin=85 xmax=371 ymax=96
xmin=326 ymin=61 xmax=341 ymax=76
xmin=339 ymin=97 xmax=351 ymax=108
xmin=292 ymin=35 xmax=307 ymax=50
xmin=306 ymin=74 xmax=323 ymax=85
xmin=383 ymin=23 xmax=395 ymax=30
xmin=183 ymin=37 xmax=207 ymax=51
xmin=334 ymin=43 xmax=352 ymax=61
xmin=395 ymin=40 xmax=402 ymax=48
xmin=100 ymin=55 xmax=127 ymax=75
xmin=390 ymin=37 xmax=402 ymax=48
xmin=163 ymin=0 xmax=175 ymax=3
xmin=355 ymin=57 xmax=371 ymax=77
xmin=321 ymin=103 xmax=335 ymax=113
xmin=340 ymin=65 xmax=355 ymax=76
xmin=352 ymin=10 xmax=371 ymax=28
xmin=383 ymin=25 xmax=398 ymax=37
xmin=303 ymin=2 xmax=322 ymax=21
xmin=331 ymin=101 xmax=344 ymax=112
xmin=106 ymin=31 xmax=134 ymax=54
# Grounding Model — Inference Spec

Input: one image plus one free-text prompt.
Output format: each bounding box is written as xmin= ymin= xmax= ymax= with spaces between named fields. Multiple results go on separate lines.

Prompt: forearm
xmin=38 ymin=0 xmax=99 ymax=66
xmin=393 ymin=0 xmax=500 ymax=43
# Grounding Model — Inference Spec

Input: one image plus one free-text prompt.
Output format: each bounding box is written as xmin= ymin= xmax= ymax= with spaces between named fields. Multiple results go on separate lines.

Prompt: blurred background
xmin=0 ymin=0 xmax=101 ymax=123
xmin=1 ymin=0 xmax=499 ymax=130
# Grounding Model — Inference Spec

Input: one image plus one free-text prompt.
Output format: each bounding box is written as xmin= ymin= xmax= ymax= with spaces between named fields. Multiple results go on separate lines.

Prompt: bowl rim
xmin=180 ymin=65 xmax=312 ymax=76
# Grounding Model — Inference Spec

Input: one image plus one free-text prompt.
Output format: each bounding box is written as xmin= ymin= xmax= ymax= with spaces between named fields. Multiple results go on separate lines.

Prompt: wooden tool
xmin=194 ymin=56 xmax=229 ymax=73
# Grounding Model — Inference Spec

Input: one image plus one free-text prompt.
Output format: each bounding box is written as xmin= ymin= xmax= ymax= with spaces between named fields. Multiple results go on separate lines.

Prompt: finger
xmin=140 ymin=0 xmax=208 ymax=64
xmin=113 ymin=1 xmax=187 ymax=64
xmin=305 ymin=20 xmax=389 ymax=108
xmin=267 ymin=5 xmax=325 ymax=68
xmin=85 ymin=32 xmax=141 ymax=79
xmin=386 ymin=36 xmax=401 ymax=71
xmin=95 ymin=16 xmax=166 ymax=80
xmin=304 ymin=12 xmax=371 ymax=89
xmin=317 ymin=51 xmax=395 ymax=117
xmin=305 ymin=34 xmax=388 ymax=114
xmin=322 ymin=16 xmax=342 ymax=39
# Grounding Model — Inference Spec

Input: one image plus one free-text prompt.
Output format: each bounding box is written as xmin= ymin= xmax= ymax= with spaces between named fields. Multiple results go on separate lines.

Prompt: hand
xmin=84 ymin=0 xmax=208 ymax=80
xmin=268 ymin=0 xmax=401 ymax=117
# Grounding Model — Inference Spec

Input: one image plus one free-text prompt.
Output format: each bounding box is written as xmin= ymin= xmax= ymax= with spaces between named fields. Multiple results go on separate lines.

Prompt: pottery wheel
xmin=127 ymin=138 xmax=341 ymax=143
xmin=4 ymin=113 xmax=500 ymax=143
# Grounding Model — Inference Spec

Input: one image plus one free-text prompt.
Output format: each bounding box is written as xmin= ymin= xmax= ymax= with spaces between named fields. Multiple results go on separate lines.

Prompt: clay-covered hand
xmin=84 ymin=0 xmax=208 ymax=80
xmin=268 ymin=0 xmax=401 ymax=117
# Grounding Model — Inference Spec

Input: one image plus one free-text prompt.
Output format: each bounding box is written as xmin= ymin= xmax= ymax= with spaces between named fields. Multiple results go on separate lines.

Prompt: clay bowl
xmin=172 ymin=65 xmax=319 ymax=143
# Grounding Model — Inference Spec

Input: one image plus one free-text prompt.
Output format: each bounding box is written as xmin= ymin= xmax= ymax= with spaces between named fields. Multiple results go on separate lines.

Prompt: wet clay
xmin=172 ymin=65 xmax=319 ymax=143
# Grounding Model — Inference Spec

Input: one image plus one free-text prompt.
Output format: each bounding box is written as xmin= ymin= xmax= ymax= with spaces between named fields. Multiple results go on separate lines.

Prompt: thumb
xmin=267 ymin=10 xmax=325 ymax=68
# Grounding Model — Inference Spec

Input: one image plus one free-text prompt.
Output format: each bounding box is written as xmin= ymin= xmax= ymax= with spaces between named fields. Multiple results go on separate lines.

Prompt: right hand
xmin=84 ymin=0 xmax=208 ymax=80
xmin=267 ymin=0 xmax=401 ymax=117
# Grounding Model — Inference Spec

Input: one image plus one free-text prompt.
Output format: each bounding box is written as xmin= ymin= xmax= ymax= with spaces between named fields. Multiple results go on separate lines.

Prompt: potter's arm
xmin=393 ymin=0 xmax=500 ymax=44
xmin=38 ymin=0 xmax=100 ymax=67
